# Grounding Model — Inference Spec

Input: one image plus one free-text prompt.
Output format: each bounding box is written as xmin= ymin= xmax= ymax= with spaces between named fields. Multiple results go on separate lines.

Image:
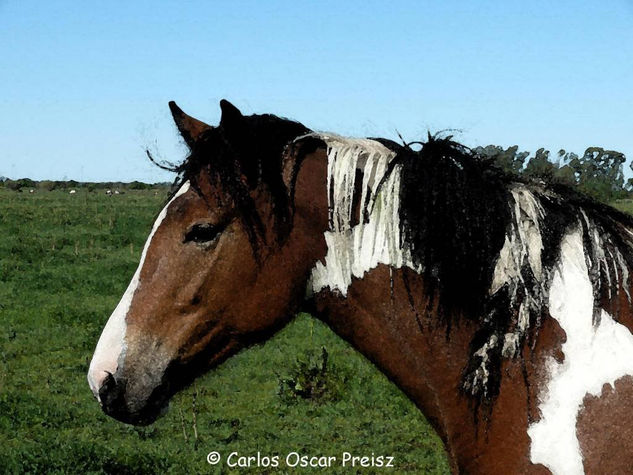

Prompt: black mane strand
xmin=380 ymin=136 xmax=515 ymax=327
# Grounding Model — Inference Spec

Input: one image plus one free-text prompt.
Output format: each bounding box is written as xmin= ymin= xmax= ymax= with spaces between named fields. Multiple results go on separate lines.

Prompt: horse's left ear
xmin=169 ymin=101 xmax=212 ymax=148
xmin=219 ymin=99 xmax=244 ymax=130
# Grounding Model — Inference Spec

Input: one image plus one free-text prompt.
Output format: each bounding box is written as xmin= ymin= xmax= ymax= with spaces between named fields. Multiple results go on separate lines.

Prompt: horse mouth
xmin=98 ymin=374 xmax=199 ymax=426
xmin=96 ymin=372 xmax=172 ymax=426
xmin=102 ymin=398 xmax=170 ymax=426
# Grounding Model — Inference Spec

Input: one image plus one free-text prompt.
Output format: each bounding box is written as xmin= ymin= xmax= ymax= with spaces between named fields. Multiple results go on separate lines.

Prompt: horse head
xmin=88 ymin=100 xmax=328 ymax=425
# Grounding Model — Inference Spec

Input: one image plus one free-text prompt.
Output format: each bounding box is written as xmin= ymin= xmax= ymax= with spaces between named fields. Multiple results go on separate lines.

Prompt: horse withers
xmin=88 ymin=100 xmax=633 ymax=474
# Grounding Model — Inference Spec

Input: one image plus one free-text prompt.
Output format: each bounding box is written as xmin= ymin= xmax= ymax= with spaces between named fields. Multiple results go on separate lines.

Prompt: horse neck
xmin=310 ymin=265 xmax=552 ymax=474
xmin=297 ymin=136 xmax=633 ymax=473
xmin=297 ymin=138 xmax=543 ymax=472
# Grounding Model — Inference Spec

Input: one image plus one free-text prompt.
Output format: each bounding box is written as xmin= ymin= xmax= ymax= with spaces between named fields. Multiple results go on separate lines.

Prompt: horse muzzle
xmin=89 ymin=370 xmax=170 ymax=425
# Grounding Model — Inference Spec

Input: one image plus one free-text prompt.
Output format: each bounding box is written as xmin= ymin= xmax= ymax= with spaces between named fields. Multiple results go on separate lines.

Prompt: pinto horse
xmin=88 ymin=100 xmax=633 ymax=474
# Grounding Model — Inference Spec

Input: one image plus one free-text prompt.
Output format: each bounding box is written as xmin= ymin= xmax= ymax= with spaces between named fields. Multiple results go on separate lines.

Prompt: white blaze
xmin=528 ymin=228 xmax=633 ymax=474
xmin=87 ymin=181 xmax=190 ymax=400
xmin=308 ymin=134 xmax=418 ymax=295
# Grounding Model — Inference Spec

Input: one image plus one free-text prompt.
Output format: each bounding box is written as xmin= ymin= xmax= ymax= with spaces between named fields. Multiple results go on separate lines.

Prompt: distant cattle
xmin=29 ymin=189 xmax=35 ymax=194
xmin=106 ymin=189 xmax=112 ymax=195
xmin=69 ymin=189 xmax=76 ymax=194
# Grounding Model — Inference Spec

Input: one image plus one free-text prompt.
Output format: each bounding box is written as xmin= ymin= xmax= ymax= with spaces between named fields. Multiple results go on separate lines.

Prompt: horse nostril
xmin=94 ymin=372 xmax=166 ymax=425
xmin=190 ymin=294 xmax=201 ymax=306
xmin=99 ymin=371 xmax=115 ymax=394
xmin=98 ymin=372 xmax=126 ymax=415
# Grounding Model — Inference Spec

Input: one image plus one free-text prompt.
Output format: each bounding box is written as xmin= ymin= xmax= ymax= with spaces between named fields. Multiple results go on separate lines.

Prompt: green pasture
xmin=0 ymin=189 xmax=449 ymax=474
xmin=612 ymin=198 xmax=633 ymax=215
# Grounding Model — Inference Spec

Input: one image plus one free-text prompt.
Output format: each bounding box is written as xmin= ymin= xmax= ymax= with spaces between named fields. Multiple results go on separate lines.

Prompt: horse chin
xmin=106 ymin=403 xmax=169 ymax=426
xmin=102 ymin=392 xmax=171 ymax=426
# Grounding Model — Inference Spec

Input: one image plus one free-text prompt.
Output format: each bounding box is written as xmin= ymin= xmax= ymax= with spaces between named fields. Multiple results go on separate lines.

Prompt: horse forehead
xmin=135 ymin=182 xmax=197 ymax=258
xmin=160 ymin=186 xmax=219 ymax=227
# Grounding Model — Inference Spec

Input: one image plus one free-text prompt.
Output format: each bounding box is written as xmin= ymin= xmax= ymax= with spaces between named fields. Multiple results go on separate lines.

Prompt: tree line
xmin=473 ymin=144 xmax=629 ymax=203
xmin=0 ymin=178 xmax=170 ymax=192
xmin=2 ymin=143 xmax=630 ymax=204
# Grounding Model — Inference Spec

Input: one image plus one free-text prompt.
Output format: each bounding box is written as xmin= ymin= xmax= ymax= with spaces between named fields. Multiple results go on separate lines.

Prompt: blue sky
xmin=1 ymin=1 xmax=632 ymax=182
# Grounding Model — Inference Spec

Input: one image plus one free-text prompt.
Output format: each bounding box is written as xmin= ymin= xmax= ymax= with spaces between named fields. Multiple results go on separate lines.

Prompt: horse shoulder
xmin=576 ymin=375 xmax=633 ymax=473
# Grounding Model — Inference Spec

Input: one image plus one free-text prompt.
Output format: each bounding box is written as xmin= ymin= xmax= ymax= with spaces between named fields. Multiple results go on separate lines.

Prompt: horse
xmin=88 ymin=100 xmax=633 ymax=474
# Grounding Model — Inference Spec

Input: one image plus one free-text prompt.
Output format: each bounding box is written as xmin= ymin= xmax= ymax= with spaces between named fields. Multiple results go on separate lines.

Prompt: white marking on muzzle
xmin=88 ymin=182 xmax=191 ymax=401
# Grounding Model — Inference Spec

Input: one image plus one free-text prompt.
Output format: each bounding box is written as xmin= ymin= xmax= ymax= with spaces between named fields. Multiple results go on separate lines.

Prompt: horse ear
xmin=219 ymin=99 xmax=244 ymax=130
xmin=169 ymin=101 xmax=212 ymax=148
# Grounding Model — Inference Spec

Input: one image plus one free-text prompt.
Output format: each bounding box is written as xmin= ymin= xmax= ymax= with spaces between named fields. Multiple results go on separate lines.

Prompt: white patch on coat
xmin=87 ymin=181 xmax=191 ymax=400
xmin=528 ymin=228 xmax=633 ymax=475
xmin=307 ymin=134 xmax=418 ymax=295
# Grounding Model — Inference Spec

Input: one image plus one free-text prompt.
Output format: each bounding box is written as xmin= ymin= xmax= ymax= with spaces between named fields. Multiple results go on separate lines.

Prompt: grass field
xmin=0 ymin=188 xmax=450 ymax=474
xmin=611 ymin=198 xmax=633 ymax=216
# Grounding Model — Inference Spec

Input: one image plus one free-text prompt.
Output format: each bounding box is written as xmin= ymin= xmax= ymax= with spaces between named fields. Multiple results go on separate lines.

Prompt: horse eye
xmin=184 ymin=223 xmax=222 ymax=244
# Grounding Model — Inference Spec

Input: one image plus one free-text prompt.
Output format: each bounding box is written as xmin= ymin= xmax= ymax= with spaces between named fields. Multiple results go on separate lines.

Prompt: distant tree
xmin=5 ymin=180 xmax=21 ymax=191
xmin=6 ymin=178 xmax=36 ymax=191
xmin=523 ymin=148 xmax=557 ymax=180
xmin=38 ymin=180 xmax=57 ymax=191
xmin=129 ymin=181 xmax=150 ymax=190
xmin=561 ymin=147 xmax=626 ymax=201
xmin=553 ymin=164 xmax=576 ymax=185
xmin=473 ymin=145 xmax=529 ymax=175
xmin=475 ymin=143 xmax=628 ymax=204
xmin=18 ymin=178 xmax=36 ymax=188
